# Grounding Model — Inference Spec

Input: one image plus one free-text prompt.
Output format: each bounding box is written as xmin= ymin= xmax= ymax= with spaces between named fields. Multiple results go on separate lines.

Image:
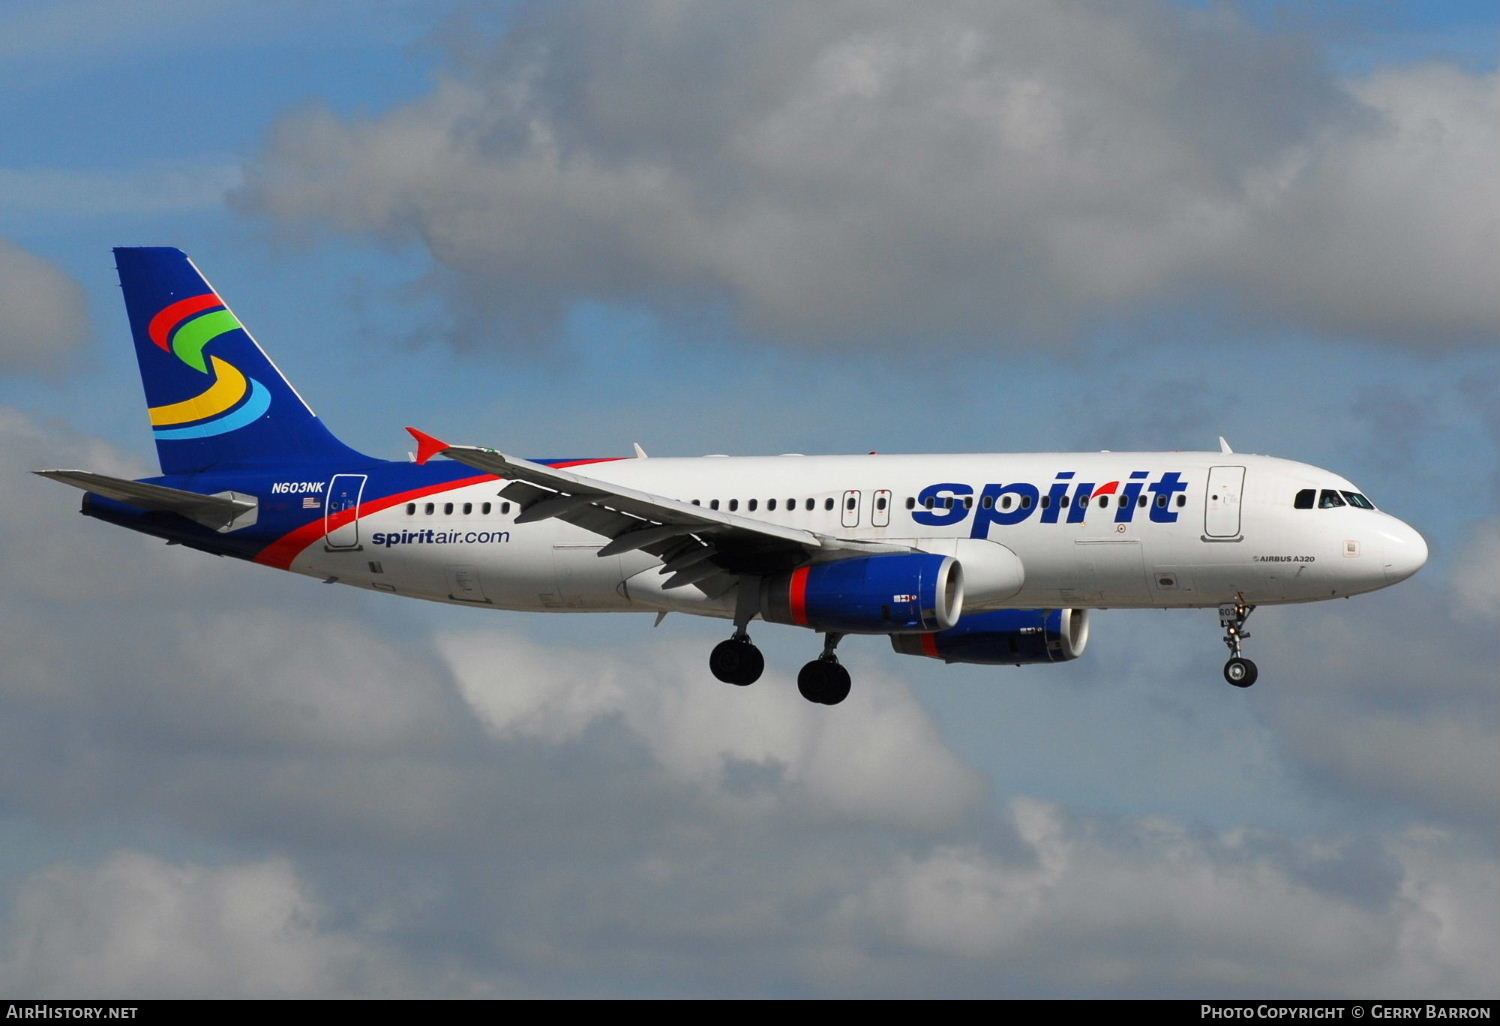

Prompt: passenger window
xmin=729 ymin=499 xmax=739 ymax=511
xmin=1040 ymin=495 xmax=1050 ymax=509
xmin=1118 ymin=495 xmax=1127 ymax=508
xmin=768 ymin=499 xmax=777 ymax=511
xmin=905 ymin=497 xmax=915 ymax=510
xmin=1319 ymin=490 xmax=1346 ymax=508
xmin=845 ymin=496 xmax=856 ymax=511
xmin=443 ymin=503 xmax=454 ymax=515
xmin=1021 ymin=495 xmax=1032 ymax=509
xmin=405 ymin=503 xmax=415 ymax=516
xmin=1156 ymin=494 xmax=1166 ymax=508
xmin=1294 ymin=489 xmax=1315 ymax=509
xmin=710 ymin=500 xmax=720 ymax=510
xmin=964 ymin=496 xmax=973 ymax=509
xmin=501 ymin=502 xmax=511 ymax=515
xmin=482 ymin=502 xmax=492 ymax=515
xmin=924 ymin=497 xmax=935 ymax=510
xmin=1176 ymin=494 xmax=1186 ymax=508
xmin=1000 ymin=495 xmax=1012 ymax=510
xmin=876 ymin=496 xmax=888 ymax=511
xmin=424 ymin=503 xmax=435 ymax=515
xmin=463 ymin=503 xmax=472 ymax=515
xmin=824 ymin=498 xmax=834 ymax=511
xmin=748 ymin=499 xmax=758 ymax=512
xmin=1098 ymin=496 xmax=1108 ymax=508
xmin=1138 ymin=495 xmax=1147 ymax=507
xmin=1061 ymin=495 xmax=1070 ymax=508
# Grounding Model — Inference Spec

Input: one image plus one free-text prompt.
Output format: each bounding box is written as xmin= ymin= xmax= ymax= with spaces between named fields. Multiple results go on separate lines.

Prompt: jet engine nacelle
xmin=917 ymin=538 xmax=1025 ymax=610
xmin=890 ymin=608 xmax=1091 ymax=665
xmin=762 ymin=554 xmax=963 ymax=634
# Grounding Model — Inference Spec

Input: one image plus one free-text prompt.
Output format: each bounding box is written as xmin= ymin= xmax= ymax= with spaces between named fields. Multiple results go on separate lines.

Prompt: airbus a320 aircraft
xmin=38 ymin=249 xmax=1428 ymax=705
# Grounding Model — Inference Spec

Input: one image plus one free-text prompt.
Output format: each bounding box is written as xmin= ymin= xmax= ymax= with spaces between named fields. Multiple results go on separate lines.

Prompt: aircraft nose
xmin=1379 ymin=518 xmax=1428 ymax=585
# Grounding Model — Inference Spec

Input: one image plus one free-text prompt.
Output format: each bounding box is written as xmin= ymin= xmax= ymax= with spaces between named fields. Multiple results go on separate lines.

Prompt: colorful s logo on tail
xmin=146 ymin=293 xmax=271 ymax=440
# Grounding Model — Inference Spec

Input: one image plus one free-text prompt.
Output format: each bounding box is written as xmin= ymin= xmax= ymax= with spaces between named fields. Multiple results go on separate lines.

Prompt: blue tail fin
xmin=115 ymin=247 xmax=369 ymax=474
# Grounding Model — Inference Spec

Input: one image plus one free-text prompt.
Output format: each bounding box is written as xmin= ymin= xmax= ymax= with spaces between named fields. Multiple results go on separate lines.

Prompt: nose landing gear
xmin=1219 ymin=600 xmax=1258 ymax=687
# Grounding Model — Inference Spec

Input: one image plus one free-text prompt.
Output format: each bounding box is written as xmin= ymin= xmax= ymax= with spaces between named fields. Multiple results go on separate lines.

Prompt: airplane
xmin=36 ymin=248 xmax=1429 ymax=705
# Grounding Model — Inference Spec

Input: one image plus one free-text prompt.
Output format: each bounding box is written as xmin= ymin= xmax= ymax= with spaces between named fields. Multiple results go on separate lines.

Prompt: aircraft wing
xmin=407 ymin=429 xmax=910 ymax=597
xmin=34 ymin=469 xmax=258 ymax=533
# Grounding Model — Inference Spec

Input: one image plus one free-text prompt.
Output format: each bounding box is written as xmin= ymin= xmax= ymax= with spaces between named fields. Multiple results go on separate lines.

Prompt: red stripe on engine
xmin=788 ymin=566 xmax=810 ymax=626
xmin=920 ymin=633 xmax=941 ymax=659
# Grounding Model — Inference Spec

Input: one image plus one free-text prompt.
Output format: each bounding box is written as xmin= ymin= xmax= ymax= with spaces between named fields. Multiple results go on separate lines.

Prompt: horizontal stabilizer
xmin=34 ymin=470 xmax=258 ymax=533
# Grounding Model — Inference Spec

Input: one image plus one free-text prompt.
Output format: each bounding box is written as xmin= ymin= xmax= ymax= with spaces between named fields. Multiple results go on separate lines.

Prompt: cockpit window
xmin=1298 ymin=487 xmax=1376 ymax=511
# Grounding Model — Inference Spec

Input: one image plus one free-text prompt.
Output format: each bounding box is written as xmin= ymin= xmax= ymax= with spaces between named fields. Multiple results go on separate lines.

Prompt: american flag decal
xmin=302 ymin=496 xmax=320 ymax=509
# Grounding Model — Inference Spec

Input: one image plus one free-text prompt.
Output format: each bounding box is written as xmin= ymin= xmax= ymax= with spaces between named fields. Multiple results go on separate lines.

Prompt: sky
xmin=0 ymin=0 xmax=1495 ymax=999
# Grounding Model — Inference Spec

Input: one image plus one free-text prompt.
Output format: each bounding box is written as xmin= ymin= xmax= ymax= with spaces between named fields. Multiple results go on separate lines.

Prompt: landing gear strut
xmin=710 ymin=631 xmax=763 ymax=686
xmin=711 ymin=578 xmax=766 ymax=687
xmin=1219 ymin=600 xmax=1258 ymax=688
xmin=797 ymin=633 xmax=851 ymax=706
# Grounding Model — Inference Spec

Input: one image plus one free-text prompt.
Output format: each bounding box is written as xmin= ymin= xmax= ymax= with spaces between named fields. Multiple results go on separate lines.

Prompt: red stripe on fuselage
xmin=788 ymin=566 xmax=810 ymax=626
xmin=148 ymin=293 xmax=223 ymax=350
xmin=254 ymin=474 xmax=496 ymax=569
xmin=252 ymin=458 xmax=626 ymax=570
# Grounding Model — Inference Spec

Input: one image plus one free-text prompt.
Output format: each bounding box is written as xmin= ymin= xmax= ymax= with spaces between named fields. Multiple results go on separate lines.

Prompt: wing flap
xmin=436 ymin=440 xmax=822 ymax=549
xmin=405 ymin=429 xmax=915 ymax=582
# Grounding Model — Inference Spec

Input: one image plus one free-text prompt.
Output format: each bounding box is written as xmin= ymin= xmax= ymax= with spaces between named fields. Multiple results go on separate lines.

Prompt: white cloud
xmin=856 ymin=799 xmax=1497 ymax=997
xmin=1251 ymin=594 xmax=1498 ymax=831
xmin=441 ymin=629 xmax=985 ymax=829
xmin=0 ymin=851 xmax=381 ymax=998
xmin=0 ymin=238 xmax=89 ymax=373
xmin=235 ymin=1 xmax=1497 ymax=349
xmin=1229 ymin=63 xmax=1500 ymax=342
xmin=1450 ymin=519 xmax=1500 ymax=622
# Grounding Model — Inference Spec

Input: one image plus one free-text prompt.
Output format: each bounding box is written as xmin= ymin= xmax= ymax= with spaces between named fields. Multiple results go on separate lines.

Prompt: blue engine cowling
xmin=762 ymin=554 xmax=963 ymax=634
xmin=890 ymin=608 xmax=1090 ymax=664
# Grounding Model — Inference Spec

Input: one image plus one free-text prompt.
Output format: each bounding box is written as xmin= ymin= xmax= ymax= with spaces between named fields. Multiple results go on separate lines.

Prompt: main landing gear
xmin=797 ymin=633 xmax=850 ymax=706
xmin=710 ymin=583 xmax=766 ymax=687
xmin=1219 ymin=600 xmax=1259 ymax=688
xmin=708 ymin=629 xmax=851 ymax=705
xmin=709 ymin=631 xmax=764 ymax=687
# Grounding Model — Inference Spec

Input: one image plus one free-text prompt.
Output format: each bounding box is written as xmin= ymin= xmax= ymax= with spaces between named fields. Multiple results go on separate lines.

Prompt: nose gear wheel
xmin=1218 ymin=600 xmax=1258 ymax=688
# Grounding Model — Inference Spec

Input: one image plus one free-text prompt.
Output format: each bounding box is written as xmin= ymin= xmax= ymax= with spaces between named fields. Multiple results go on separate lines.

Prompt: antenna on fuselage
xmin=1219 ymin=436 xmax=1234 ymax=454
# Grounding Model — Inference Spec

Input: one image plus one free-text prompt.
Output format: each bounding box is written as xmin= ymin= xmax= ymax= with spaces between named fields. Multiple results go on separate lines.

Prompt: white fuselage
xmin=289 ymin=450 xmax=1428 ymax=619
